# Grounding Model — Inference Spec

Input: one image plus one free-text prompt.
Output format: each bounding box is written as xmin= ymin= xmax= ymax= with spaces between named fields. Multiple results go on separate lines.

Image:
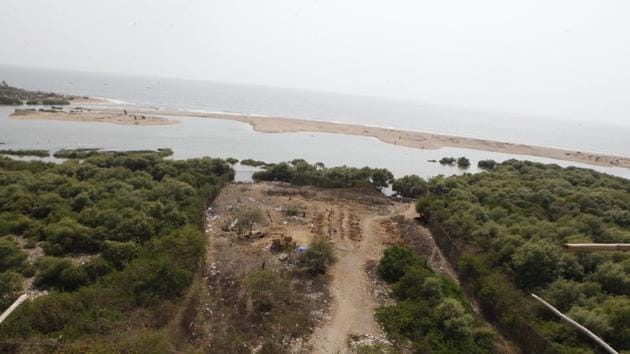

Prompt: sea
xmin=1 ymin=64 xmax=629 ymax=181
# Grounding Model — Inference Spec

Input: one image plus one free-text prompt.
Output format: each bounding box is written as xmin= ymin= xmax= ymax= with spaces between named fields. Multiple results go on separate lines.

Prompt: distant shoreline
xmin=11 ymin=108 xmax=178 ymax=126
xmin=9 ymin=103 xmax=630 ymax=170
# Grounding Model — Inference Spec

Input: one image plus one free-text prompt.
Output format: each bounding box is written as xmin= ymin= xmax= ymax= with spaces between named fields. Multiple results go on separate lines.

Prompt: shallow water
xmin=2 ymin=106 xmax=629 ymax=181
xmin=2 ymin=65 xmax=630 ymax=157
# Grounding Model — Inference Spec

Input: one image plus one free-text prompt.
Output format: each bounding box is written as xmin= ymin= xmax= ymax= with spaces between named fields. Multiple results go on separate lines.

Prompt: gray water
xmin=1 ymin=106 xmax=629 ymax=181
xmin=1 ymin=65 xmax=629 ymax=180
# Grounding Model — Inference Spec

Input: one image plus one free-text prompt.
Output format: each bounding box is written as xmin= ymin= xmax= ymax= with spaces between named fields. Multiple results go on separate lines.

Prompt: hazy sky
xmin=1 ymin=0 xmax=629 ymax=124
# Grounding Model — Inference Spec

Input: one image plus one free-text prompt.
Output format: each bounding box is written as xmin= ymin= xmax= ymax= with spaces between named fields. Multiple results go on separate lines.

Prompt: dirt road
xmin=308 ymin=204 xmax=410 ymax=353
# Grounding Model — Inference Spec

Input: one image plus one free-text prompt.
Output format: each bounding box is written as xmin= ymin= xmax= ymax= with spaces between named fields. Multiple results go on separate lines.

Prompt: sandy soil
xmin=190 ymin=182 xmax=403 ymax=353
xmin=10 ymin=109 xmax=179 ymax=126
xmin=308 ymin=204 xmax=411 ymax=353
xmin=171 ymin=182 xmax=516 ymax=353
xmin=211 ymin=114 xmax=630 ymax=169
xmin=61 ymin=106 xmax=630 ymax=169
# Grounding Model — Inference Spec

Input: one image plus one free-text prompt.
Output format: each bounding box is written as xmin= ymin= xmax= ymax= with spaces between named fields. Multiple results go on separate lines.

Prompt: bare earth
xmin=193 ymin=182 xmax=516 ymax=353
xmin=193 ymin=182 xmax=405 ymax=353
xmin=10 ymin=109 xmax=179 ymax=126
xmin=11 ymin=103 xmax=630 ymax=169
xmin=308 ymin=209 xmax=407 ymax=353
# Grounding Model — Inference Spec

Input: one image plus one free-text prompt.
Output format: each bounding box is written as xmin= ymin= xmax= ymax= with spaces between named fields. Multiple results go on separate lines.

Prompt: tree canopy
xmin=0 ymin=149 xmax=234 ymax=351
xmin=392 ymin=175 xmax=428 ymax=198
xmin=253 ymin=160 xmax=394 ymax=190
xmin=417 ymin=159 xmax=630 ymax=352
xmin=376 ymin=245 xmax=495 ymax=353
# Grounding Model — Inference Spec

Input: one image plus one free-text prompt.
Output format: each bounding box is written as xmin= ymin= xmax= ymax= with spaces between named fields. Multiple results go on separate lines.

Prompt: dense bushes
xmin=241 ymin=158 xmax=267 ymax=167
xmin=377 ymin=245 xmax=422 ymax=283
xmin=417 ymin=159 xmax=630 ymax=352
xmin=0 ymin=149 xmax=50 ymax=157
xmin=253 ymin=159 xmax=394 ymax=190
xmin=0 ymin=96 xmax=22 ymax=105
xmin=376 ymin=245 xmax=495 ymax=353
xmin=477 ymin=159 xmax=497 ymax=170
xmin=439 ymin=157 xmax=456 ymax=165
xmin=0 ymin=150 xmax=233 ymax=350
xmin=438 ymin=156 xmax=470 ymax=169
xmin=0 ymin=271 xmax=23 ymax=308
xmin=457 ymin=157 xmax=471 ymax=168
xmin=53 ymin=148 xmax=101 ymax=159
xmin=0 ymin=237 xmax=27 ymax=272
xmin=392 ymin=175 xmax=428 ymax=198
xmin=0 ymin=82 xmax=71 ymax=106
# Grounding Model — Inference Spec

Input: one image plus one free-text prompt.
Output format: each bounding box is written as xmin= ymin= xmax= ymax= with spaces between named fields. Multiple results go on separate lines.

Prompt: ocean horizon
xmin=2 ymin=64 xmax=630 ymax=158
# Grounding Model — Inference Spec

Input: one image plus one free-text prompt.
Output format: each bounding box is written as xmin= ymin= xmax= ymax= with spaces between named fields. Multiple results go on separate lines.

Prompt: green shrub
xmin=82 ymin=256 xmax=113 ymax=281
xmin=59 ymin=266 xmax=89 ymax=291
xmin=240 ymin=158 xmax=267 ymax=167
xmin=0 ymin=238 xmax=27 ymax=272
xmin=0 ymin=150 xmax=235 ymax=348
xmin=102 ymin=241 xmax=139 ymax=269
xmin=33 ymin=257 xmax=74 ymax=290
xmin=127 ymin=257 xmax=192 ymax=304
xmin=236 ymin=207 xmax=265 ymax=235
xmin=377 ymin=245 xmax=422 ymax=283
xmin=41 ymin=98 xmax=70 ymax=105
xmin=419 ymin=159 xmax=630 ymax=351
xmin=53 ymin=148 xmax=101 ymax=159
xmin=0 ymin=149 xmax=49 ymax=157
xmin=299 ymin=238 xmax=336 ymax=274
xmin=376 ymin=246 xmax=494 ymax=353
xmin=458 ymin=252 xmax=490 ymax=281
xmin=477 ymin=159 xmax=497 ymax=170
xmin=0 ymin=271 xmax=23 ymax=310
xmin=435 ymin=298 xmax=474 ymax=337
xmin=392 ymin=175 xmax=428 ymax=198
xmin=43 ymin=218 xmax=99 ymax=256
xmin=392 ymin=266 xmax=433 ymax=300
xmin=0 ymin=214 xmax=33 ymax=236
xmin=252 ymin=160 xmax=394 ymax=190
xmin=457 ymin=157 xmax=471 ymax=169
xmin=0 ymin=96 xmax=22 ymax=105
xmin=439 ymin=157 xmax=456 ymax=165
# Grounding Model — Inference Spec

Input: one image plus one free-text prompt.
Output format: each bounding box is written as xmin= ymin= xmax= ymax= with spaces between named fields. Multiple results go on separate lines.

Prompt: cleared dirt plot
xmin=185 ymin=182 xmax=414 ymax=353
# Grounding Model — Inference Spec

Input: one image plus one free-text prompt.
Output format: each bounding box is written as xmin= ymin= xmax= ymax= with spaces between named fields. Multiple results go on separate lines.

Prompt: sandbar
xmin=10 ymin=109 xmax=179 ymax=126
xmin=12 ymin=105 xmax=630 ymax=169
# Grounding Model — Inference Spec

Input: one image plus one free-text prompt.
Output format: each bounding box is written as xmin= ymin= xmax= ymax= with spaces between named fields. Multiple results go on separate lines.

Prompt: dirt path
xmin=308 ymin=216 xmax=383 ymax=353
xmin=308 ymin=204 xmax=409 ymax=353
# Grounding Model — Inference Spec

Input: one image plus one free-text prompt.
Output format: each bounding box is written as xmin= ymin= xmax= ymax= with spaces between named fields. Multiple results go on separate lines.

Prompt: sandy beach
xmin=205 ymin=113 xmax=630 ymax=169
xmin=10 ymin=109 xmax=179 ymax=126
xmin=10 ymin=105 xmax=630 ymax=169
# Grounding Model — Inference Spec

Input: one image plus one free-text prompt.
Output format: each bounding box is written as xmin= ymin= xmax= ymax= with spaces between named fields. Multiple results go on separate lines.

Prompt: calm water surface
xmin=1 ymin=65 xmax=629 ymax=181
xmin=1 ymin=65 xmax=629 ymax=157
xmin=1 ymin=106 xmax=629 ymax=181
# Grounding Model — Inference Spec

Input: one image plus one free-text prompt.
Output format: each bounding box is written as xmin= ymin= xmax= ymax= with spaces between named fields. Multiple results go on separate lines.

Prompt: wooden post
xmin=563 ymin=243 xmax=630 ymax=252
xmin=0 ymin=294 xmax=29 ymax=326
xmin=532 ymin=294 xmax=618 ymax=354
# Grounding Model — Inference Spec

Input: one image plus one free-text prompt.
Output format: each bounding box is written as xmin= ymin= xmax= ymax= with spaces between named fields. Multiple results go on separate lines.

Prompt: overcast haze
xmin=1 ymin=0 xmax=629 ymax=124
